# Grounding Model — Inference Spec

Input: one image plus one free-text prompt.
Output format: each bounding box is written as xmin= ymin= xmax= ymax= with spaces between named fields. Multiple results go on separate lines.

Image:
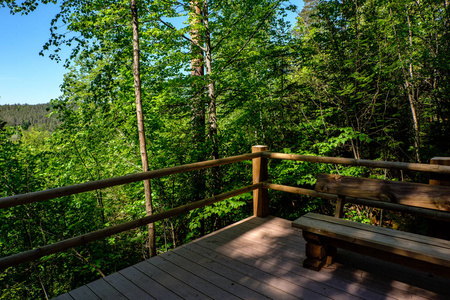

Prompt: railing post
xmin=252 ymin=145 xmax=269 ymax=217
xmin=429 ymin=157 xmax=450 ymax=240
xmin=430 ymin=157 xmax=450 ymax=186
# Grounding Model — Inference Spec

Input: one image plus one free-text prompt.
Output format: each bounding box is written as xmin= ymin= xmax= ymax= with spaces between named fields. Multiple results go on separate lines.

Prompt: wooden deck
xmin=54 ymin=216 xmax=450 ymax=300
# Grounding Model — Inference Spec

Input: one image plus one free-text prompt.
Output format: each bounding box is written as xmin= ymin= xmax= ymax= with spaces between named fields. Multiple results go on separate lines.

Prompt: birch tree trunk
xmin=389 ymin=6 xmax=421 ymax=162
xmin=405 ymin=9 xmax=421 ymax=163
xmin=203 ymin=0 xmax=220 ymax=192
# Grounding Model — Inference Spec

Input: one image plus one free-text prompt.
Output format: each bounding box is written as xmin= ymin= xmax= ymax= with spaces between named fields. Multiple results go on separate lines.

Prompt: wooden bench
xmin=292 ymin=174 xmax=450 ymax=278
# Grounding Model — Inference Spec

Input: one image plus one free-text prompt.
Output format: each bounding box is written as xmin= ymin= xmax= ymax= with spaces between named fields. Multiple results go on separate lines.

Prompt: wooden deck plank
xmin=118 ymin=265 xmax=182 ymax=300
xmin=68 ymin=286 xmax=100 ymax=300
xmin=185 ymin=242 xmax=328 ymax=300
xmin=86 ymin=278 xmax=127 ymax=300
xmin=207 ymin=221 xmax=306 ymax=257
xmin=103 ymin=272 xmax=154 ymax=300
xmin=190 ymin=243 xmax=366 ymax=300
xmin=52 ymin=293 xmax=74 ymax=300
xmin=226 ymin=221 xmax=306 ymax=248
xmin=176 ymin=244 xmax=303 ymax=300
xmin=148 ymin=254 xmax=240 ymax=300
xmin=190 ymin=223 xmax=390 ymax=300
xmin=200 ymin=222 xmax=437 ymax=300
xmin=54 ymin=215 xmax=450 ymax=300
xmin=133 ymin=260 xmax=211 ymax=299
xmin=335 ymin=250 xmax=450 ymax=299
xmin=160 ymin=249 xmax=272 ymax=299
xmin=201 ymin=216 xmax=444 ymax=299
xmin=251 ymin=218 xmax=447 ymax=299
xmin=248 ymin=215 xmax=301 ymax=230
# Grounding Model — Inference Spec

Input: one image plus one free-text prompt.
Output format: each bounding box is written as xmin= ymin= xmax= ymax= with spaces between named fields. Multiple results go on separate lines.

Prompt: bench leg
xmin=302 ymin=231 xmax=336 ymax=271
xmin=326 ymin=246 xmax=337 ymax=265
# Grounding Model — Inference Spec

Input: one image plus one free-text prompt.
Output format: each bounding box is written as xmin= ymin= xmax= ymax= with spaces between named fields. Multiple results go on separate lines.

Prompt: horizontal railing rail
xmin=0 ymin=183 xmax=261 ymax=269
xmin=264 ymin=152 xmax=450 ymax=174
xmin=0 ymin=152 xmax=260 ymax=209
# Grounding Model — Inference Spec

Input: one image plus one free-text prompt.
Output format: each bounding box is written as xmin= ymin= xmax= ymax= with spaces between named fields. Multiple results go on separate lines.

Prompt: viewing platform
xmin=54 ymin=216 xmax=449 ymax=300
xmin=2 ymin=148 xmax=450 ymax=299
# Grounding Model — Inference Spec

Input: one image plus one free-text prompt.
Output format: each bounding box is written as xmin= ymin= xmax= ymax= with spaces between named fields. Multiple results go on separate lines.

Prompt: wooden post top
xmin=430 ymin=157 xmax=450 ymax=186
xmin=430 ymin=157 xmax=450 ymax=164
xmin=252 ymin=145 xmax=268 ymax=152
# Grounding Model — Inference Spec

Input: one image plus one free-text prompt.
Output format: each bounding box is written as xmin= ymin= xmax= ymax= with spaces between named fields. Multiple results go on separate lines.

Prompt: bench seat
xmin=293 ymin=212 xmax=450 ymax=277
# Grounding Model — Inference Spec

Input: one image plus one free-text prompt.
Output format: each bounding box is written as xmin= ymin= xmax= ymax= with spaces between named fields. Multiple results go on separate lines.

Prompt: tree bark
xmin=190 ymin=1 xmax=206 ymax=201
xmin=131 ymin=0 xmax=156 ymax=257
xmin=389 ymin=6 xmax=421 ymax=162
xmin=203 ymin=2 xmax=218 ymax=160
xmin=405 ymin=9 xmax=421 ymax=163
xmin=203 ymin=0 xmax=220 ymax=192
xmin=190 ymin=1 xmax=205 ymax=149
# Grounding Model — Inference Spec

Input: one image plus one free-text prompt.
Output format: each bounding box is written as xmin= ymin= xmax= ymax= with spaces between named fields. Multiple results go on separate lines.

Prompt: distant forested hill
xmin=0 ymin=103 xmax=59 ymax=131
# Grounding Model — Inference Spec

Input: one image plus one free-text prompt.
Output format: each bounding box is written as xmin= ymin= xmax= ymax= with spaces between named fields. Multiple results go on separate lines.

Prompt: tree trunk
xmin=131 ymin=0 xmax=156 ymax=257
xmin=389 ymin=6 xmax=421 ymax=162
xmin=190 ymin=1 xmax=206 ymax=200
xmin=190 ymin=1 xmax=205 ymax=147
xmin=204 ymin=2 xmax=218 ymax=161
xmin=203 ymin=0 xmax=220 ymax=193
xmin=405 ymin=10 xmax=421 ymax=163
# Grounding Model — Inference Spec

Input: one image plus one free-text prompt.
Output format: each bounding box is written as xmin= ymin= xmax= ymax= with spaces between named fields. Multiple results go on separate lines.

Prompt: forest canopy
xmin=1 ymin=0 xmax=449 ymax=298
xmin=0 ymin=104 xmax=59 ymax=131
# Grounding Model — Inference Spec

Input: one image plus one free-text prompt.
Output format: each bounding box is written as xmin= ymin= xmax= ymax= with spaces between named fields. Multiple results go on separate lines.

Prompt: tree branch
xmin=143 ymin=7 xmax=207 ymax=52
xmin=218 ymin=1 xmax=281 ymax=74
xmin=211 ymin=5 xmax=254 ymax=51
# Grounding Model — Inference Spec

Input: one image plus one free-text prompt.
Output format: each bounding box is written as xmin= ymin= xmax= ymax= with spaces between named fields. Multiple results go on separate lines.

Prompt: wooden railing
xmin=1 ymin=146 xmax=450 ymax=270
xmin=263 ymin=152 xmax=450 ymax=222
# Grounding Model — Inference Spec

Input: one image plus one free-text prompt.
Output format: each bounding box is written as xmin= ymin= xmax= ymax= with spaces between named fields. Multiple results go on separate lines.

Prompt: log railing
xmin=0 ymin=152 xmax=261 ymax=269
xmin=0 ymin=152 xmax=261 ymax=209
xmin=262 ymin=151 xmax=450 ymax=222
xmin=263 ymin=152 xmax=450 ymax=174
xmin=2 ymin=146 xmax=450 ymax=270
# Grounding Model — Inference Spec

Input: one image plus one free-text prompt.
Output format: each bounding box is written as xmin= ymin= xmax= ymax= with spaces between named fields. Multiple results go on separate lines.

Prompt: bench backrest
xmin=314 ymin=174 xmax=450 ymax=212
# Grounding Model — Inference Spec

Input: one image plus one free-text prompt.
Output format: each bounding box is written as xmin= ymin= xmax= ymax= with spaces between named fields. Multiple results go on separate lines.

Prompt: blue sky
xmin=0 ymin=2 xmax=301 ymax=105
xmin=0 ymin=3 xmax=67 ymax=105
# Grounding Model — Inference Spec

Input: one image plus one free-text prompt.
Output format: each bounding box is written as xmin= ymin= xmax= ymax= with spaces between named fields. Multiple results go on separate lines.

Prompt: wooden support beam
xmin=306 ymin=242 xmax=327 ymax=260
xmin=335 ymin=195 xmax=346 ymax=218
xmin=253 ymin=145 xmax=269 ymax=217
xmin=301 ymin=231 xmax=335 ymax=271
xmin=315 ymin=174 xmax=450 ymax=211
xmin=263 ymin=183 xmax=450 ymax=222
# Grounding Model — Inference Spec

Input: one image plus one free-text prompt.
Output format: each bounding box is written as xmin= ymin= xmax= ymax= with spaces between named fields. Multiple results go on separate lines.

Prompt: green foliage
xmin=344 ymin=205 xmax=372 ymax=224
xmin=1 ymin=0 xmax=450 ymax=298
xmin=0 ymin=104 xmax=60 ymax=131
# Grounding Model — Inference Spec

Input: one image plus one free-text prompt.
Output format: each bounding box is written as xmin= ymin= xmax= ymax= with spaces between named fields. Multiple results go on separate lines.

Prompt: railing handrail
xmin=0 ymin=152 xmax=261 ymax=209
xmin=3 ymin=151 xmax=450 ymax=210
xmin=264 ymin=152 xmax=450 ymax=174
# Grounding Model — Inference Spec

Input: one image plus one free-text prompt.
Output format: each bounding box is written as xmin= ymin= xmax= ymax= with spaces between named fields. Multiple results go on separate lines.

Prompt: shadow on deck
xmin=54 ymin=216 xmax=450 ymax=300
